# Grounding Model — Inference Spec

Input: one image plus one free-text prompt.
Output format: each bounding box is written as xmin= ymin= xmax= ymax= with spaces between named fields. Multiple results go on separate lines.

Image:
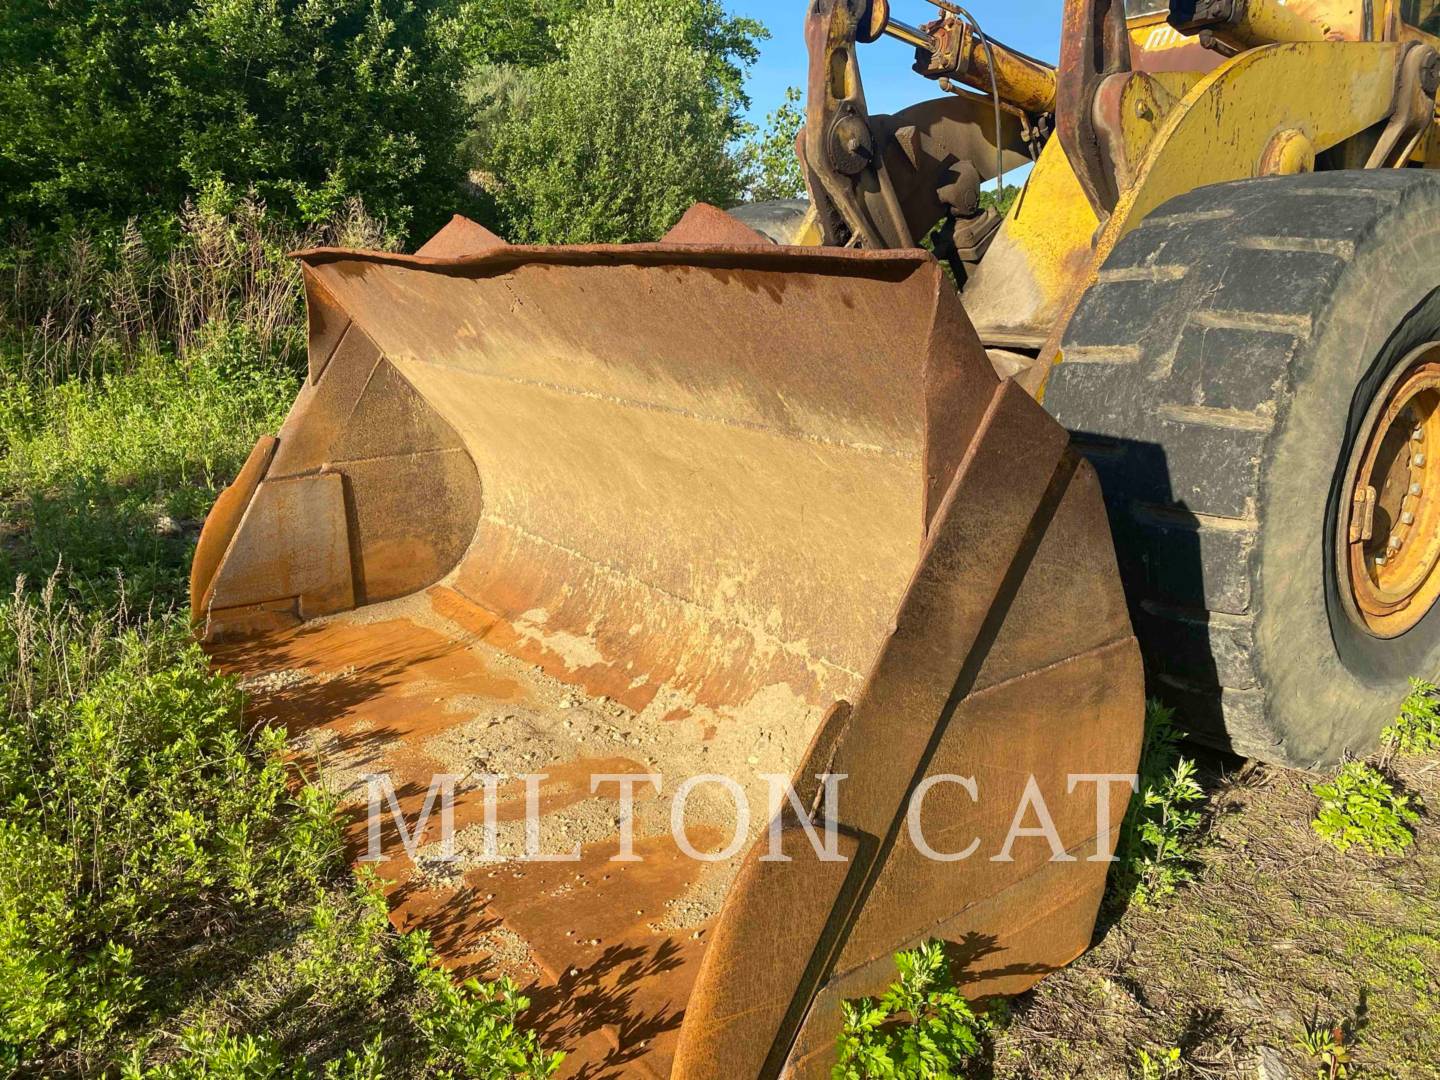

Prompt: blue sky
xmin=731 ymin=1 xmax=1065 ymax=126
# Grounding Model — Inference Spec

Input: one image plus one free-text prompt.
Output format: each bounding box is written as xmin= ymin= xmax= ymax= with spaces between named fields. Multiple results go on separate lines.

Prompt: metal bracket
xmin=803 ymin=0 xmax=916 ymax=248
xmin=1055 ymin=0 xmax=1133 ymax=220
xmin=1366 ymin=42 xmax=1440 ymax=170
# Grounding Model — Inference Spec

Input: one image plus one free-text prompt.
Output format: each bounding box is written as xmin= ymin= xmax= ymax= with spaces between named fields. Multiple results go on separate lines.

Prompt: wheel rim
xmin=1342 ymin=344 xmax=1440 ymax=638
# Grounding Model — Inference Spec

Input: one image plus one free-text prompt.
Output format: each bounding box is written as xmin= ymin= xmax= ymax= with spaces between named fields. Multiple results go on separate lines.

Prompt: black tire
xmin=1045 ymin=171 xmax=1440 ymax=768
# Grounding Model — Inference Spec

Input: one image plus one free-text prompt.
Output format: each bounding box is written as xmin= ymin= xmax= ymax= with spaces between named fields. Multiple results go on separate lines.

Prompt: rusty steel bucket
xmin=192 ymin=205 xmax=1143 ymax=1078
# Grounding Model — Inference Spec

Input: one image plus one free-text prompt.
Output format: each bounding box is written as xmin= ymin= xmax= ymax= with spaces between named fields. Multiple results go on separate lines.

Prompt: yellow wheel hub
xmin=1344 ymin=347 xmax=1440 ymax=638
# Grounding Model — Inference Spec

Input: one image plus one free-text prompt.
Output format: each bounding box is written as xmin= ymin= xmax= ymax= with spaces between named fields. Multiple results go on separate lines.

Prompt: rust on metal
xmin=196 ymin=208 xmax=1143 ymax=1077
xmin=1056 ymin=0 xmax=1133 ymax=217
xmin=917 ymin=12 xmax=1060 ymax=116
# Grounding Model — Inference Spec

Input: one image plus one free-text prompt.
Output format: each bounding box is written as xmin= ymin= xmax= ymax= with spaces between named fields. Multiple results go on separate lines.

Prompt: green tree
xmin=740 ymin=86 xmax=808 ymax=202
xmin=473 ymin=0 xmax=766 ymax=243
xmin=0 ymin=0 xmax=474 ymax=241
xmin=454 ymin=0 xmax=587 ymax=68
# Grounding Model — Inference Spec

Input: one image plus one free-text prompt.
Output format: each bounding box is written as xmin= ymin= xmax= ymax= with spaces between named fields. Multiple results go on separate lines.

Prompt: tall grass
xmin=0 ymin=189 xmax=389 ymax=386
xmin=0 ymin=193 xmax=391 ymax=613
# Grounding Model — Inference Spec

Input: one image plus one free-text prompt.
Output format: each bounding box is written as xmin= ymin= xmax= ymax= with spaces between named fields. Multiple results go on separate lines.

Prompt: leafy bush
xmin=473 ymin=0 xmax=764 ymax=242
xmin=402 ymin=932 xmax=564 ymax=1079
xmin=1135 ymin=1047 xmax=1183 ymax=1079
xmin=0 ymin=581 xmax=340 ymax=1067
xmin=1312 ymin=762 xmax=1422 ymax=856
xmin=0 ymin=0 xmax=473 ymax=241
xmin=121 ymin=1025 xmax=304 ymax=1080
xmin=1109 ymin=701 xmax=1207 ymax=907
xmin=1384 ymin=678 xmax=1440 ymax=755
xmin=458 ymin=0 xmax=587 ymax=69
xmin=834 ymin=940 xmax=989 ymax=1080
xmin=0 ymin=581 xmax=567 ymax=1076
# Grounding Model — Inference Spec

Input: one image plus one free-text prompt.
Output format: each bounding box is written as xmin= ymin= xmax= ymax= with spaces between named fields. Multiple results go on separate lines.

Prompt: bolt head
xmin=1418 ymin=453 xmax=1429 ymax=467
xmin=1377 ymin=555 xmax=1389 ymax=566
xmin=1404 ymin=511 xmax=1417 ymax=526
xmin=1412 ymin=483 xmax=1424 ymax=496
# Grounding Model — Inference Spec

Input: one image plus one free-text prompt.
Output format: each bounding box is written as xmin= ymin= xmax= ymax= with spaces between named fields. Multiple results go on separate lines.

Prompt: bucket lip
xmin=290 ymin=241 xmax=939 ymax=279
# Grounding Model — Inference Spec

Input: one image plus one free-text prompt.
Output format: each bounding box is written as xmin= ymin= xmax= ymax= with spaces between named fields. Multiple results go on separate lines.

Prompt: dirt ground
xmin=988 ymin=749 xmax=1440 ymax=1079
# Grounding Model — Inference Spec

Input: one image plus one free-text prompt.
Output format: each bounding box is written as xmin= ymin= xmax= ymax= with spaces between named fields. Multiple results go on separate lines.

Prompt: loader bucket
xmin=195 ymin=207 xmax=1143 ymax=1078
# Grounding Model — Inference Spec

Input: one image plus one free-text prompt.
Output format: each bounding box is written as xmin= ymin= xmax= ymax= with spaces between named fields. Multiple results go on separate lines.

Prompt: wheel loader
xmin=191 ymin=0 xmax=1440 ymax=1075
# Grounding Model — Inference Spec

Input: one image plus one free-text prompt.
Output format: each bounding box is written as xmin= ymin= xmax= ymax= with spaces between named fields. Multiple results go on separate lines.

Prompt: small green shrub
xmin=1110 ymin=701 xmax=1207 ymax=906
xmin=1135 ymin=1047 xmax=1183 ymax=1079
xmin=1384 ymin=678 xmax=1440 ymax=755
xmin=122 ymin=1025 xmax=390 ymax=1079
xmin=1297 ymin=1016 xmax=1355 ymax=1079
xmin=402 ymin=930 xmax=564 ymax=1079
xmin=1312 ymin=762 xmax=1421 ymax=856
xmin=120 ymin=1024 xmax=303 ymax=1080
xmin=1 ymin=582 xmax=567 ymax=1076
xmin=295 ymin=871 xmax=397 ymax=1009
xmin=834 ymin=940 xmax=988 ymax=1080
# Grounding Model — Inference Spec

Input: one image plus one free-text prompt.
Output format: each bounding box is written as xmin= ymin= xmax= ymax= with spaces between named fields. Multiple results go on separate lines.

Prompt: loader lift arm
xmin=803 ymin=0 xmax=1160 ymax=276
xmin=803 ymin=0 xmax=1055 ymax=255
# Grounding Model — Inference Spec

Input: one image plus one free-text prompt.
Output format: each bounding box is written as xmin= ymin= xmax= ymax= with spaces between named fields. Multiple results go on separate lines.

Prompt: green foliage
xmin=402 ymin=932 xmax=564 ymax=1079
xmin=1 ymin=187 xmax=390 ymax=386
xmin=294 ymin=871 xmax=397 ymax=1008
xmin=739 ymin=87 xmax=807 ymax=203
xmin=0 ymin=581 xmax=567 ymax=1075
xmin=0 ymin=330 xmax=296 ymax=611
xmin=473 ymin=0 xmax=765 ymax=242
xmin=834 ymin=940 xmax=988 ymax=1080
xmin=1134 ymin=1047 xmax=1182 ymax=1079
xmin=1384 ymin=678 xmax=1440 ymax=755
xmin=1312 ymin=762 xmax=1421 ymax=856
xmin=455 ymin=0 xmax=588 ymax=68
xmin=979 ymin=185 xmax=1022 ymax=217
xmin=0 ymin=0 xmax=472 ymax=241
xmin=1297 ymin=1016 xmax=1355 ymax=1079
xmin=121 ymin=1025 xmax=305 ymax=1080
xmin=1110 ymin=701 xmax=1207 ymax=907
xmin=0 ymin=582 xmax=341 ymax=1064
xmin=0 ymin=194 xmax=390 ymax=612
